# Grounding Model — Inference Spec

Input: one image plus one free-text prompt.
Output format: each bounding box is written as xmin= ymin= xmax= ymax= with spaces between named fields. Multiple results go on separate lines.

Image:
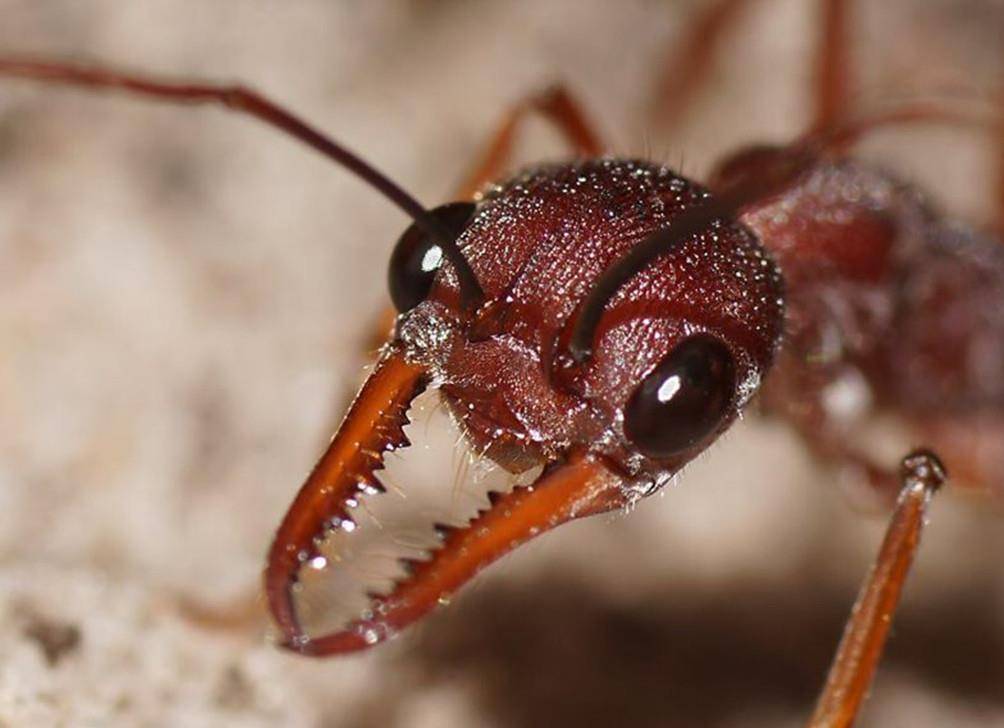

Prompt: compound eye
xmin=624 ymin=335 xmax=736 ymax=458
xmin=388 ymin=201 xmax=476 ymax=313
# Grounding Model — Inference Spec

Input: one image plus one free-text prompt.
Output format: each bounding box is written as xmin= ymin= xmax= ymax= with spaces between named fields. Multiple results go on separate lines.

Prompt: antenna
xmin=0 ymin=57 xmax=486 ymax=308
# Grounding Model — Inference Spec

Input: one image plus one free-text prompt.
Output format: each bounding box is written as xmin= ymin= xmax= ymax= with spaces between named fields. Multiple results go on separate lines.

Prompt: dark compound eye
xmin=388 ymin=201 xmax=476 ymax=313
xmin=624 ymin=335 xmax=737 ymax=458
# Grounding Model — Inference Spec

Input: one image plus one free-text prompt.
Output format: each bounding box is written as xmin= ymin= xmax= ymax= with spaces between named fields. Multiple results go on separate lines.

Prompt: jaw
xmin=264 ymin=346 xmax=633 ymax=656
xmin=291 ymin=447 xmax=629 ymax=655
xmin=264 ymin=300 xmax=703 ymax=655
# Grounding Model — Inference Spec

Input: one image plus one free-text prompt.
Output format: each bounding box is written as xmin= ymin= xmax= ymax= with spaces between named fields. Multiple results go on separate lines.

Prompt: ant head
xmin=271 ymin=159 xmax=787 ymax=656
xmin=390 ymin=159 xmax=784 ymax=494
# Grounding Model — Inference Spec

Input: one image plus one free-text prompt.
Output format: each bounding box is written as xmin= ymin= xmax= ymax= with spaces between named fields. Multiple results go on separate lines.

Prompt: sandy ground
xmin=1 ymin=1 xmax=1003 ymax=726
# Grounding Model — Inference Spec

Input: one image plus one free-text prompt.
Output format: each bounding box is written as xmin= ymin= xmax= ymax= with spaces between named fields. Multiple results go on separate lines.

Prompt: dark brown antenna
xmin=567 ymin=104 xmax=991 ymax=362
xmin=0 ymin=57 xmax=486 ymax=308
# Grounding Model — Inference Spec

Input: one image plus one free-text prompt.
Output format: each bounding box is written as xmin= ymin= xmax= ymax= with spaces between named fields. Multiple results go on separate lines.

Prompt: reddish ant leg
xmin=456 ymin=84 xmax=604 ymax=199
xmin=654 ymin=0 xmax=859 ymax=132
xmin=652 ymin=0 xmax=854 ymax=133
xmin=808 ymin=449 xmax=946 ymax=728
xmin=650 ymin=0 xmax=753 ymax=127
xmin=997 ymin=76 xmax=1004 ymax=234
xmin=752 ymin=385 xmax=904 ymax=510
xmin=813 ymin=0 xmax=853 ymax=133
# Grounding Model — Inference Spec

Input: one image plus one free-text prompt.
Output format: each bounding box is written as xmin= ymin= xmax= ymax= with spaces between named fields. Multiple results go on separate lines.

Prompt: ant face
xmin=392 ymin=159 xmax=785 ymax=493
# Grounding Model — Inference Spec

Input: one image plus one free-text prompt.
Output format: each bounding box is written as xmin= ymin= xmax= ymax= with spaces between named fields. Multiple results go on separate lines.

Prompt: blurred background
xmin=1 ymin=1 xmax=1002 ymax=726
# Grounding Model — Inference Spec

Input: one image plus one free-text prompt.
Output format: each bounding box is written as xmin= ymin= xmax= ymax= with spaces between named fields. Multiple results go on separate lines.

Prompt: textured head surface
xmin=398 ymin=159 xmax=784 ymax=489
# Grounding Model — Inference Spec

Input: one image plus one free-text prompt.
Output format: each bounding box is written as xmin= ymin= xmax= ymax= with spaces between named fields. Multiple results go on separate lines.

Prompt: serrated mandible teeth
xmin=284 ymin=450 xmax=627 ymax=657
xmin=265 ymin=351 xmax=427 ymax=652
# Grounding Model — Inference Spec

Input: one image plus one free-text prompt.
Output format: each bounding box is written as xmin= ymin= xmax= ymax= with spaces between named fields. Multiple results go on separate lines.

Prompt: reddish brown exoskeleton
xmin=1 ymin=1 xmax=1000 ymax=725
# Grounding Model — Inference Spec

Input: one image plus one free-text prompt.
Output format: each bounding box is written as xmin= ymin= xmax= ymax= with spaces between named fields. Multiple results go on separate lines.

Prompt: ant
xmin=0 ymin=1 xmax=1000 ymax=725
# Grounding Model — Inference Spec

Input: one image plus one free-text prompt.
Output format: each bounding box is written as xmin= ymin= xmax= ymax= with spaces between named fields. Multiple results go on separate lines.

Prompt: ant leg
xmin=175 ymin=592 xmax=265 ymax=633
xmin=806 ymin=449 xmax=946 ymax=728
xmin=811 ymin=0 xmax=853 ymax=134
xmin=650 ymin=0 xmax=757 ymax=127
xmin=759 ymin=381 xmax=906 ymax=509
xmin=455 ymin=84 xmax=605 ymax=199
xmin=997 ymin=77 xmax=1004 ymax=234
xmin=796 ymin=437 xmax=901 ymax=511
xmin=652 ymin=0 xmax=853 ymax=133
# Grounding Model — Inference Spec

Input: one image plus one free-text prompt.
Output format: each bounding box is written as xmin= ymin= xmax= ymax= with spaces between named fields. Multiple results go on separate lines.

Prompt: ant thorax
xmin=396 ymin=159 xmax=784 ymax=490
xmin=742 ymin=158 xmax=1004 ymax=443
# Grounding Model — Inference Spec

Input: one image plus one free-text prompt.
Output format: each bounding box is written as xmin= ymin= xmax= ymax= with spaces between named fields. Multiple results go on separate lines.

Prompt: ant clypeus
xmin=1 ymin=1 xmax=1001 ymax=726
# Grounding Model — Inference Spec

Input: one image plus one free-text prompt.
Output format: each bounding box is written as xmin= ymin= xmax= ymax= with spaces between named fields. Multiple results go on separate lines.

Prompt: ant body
xmin=1 ymin=1 xmax=1001 ymax=725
